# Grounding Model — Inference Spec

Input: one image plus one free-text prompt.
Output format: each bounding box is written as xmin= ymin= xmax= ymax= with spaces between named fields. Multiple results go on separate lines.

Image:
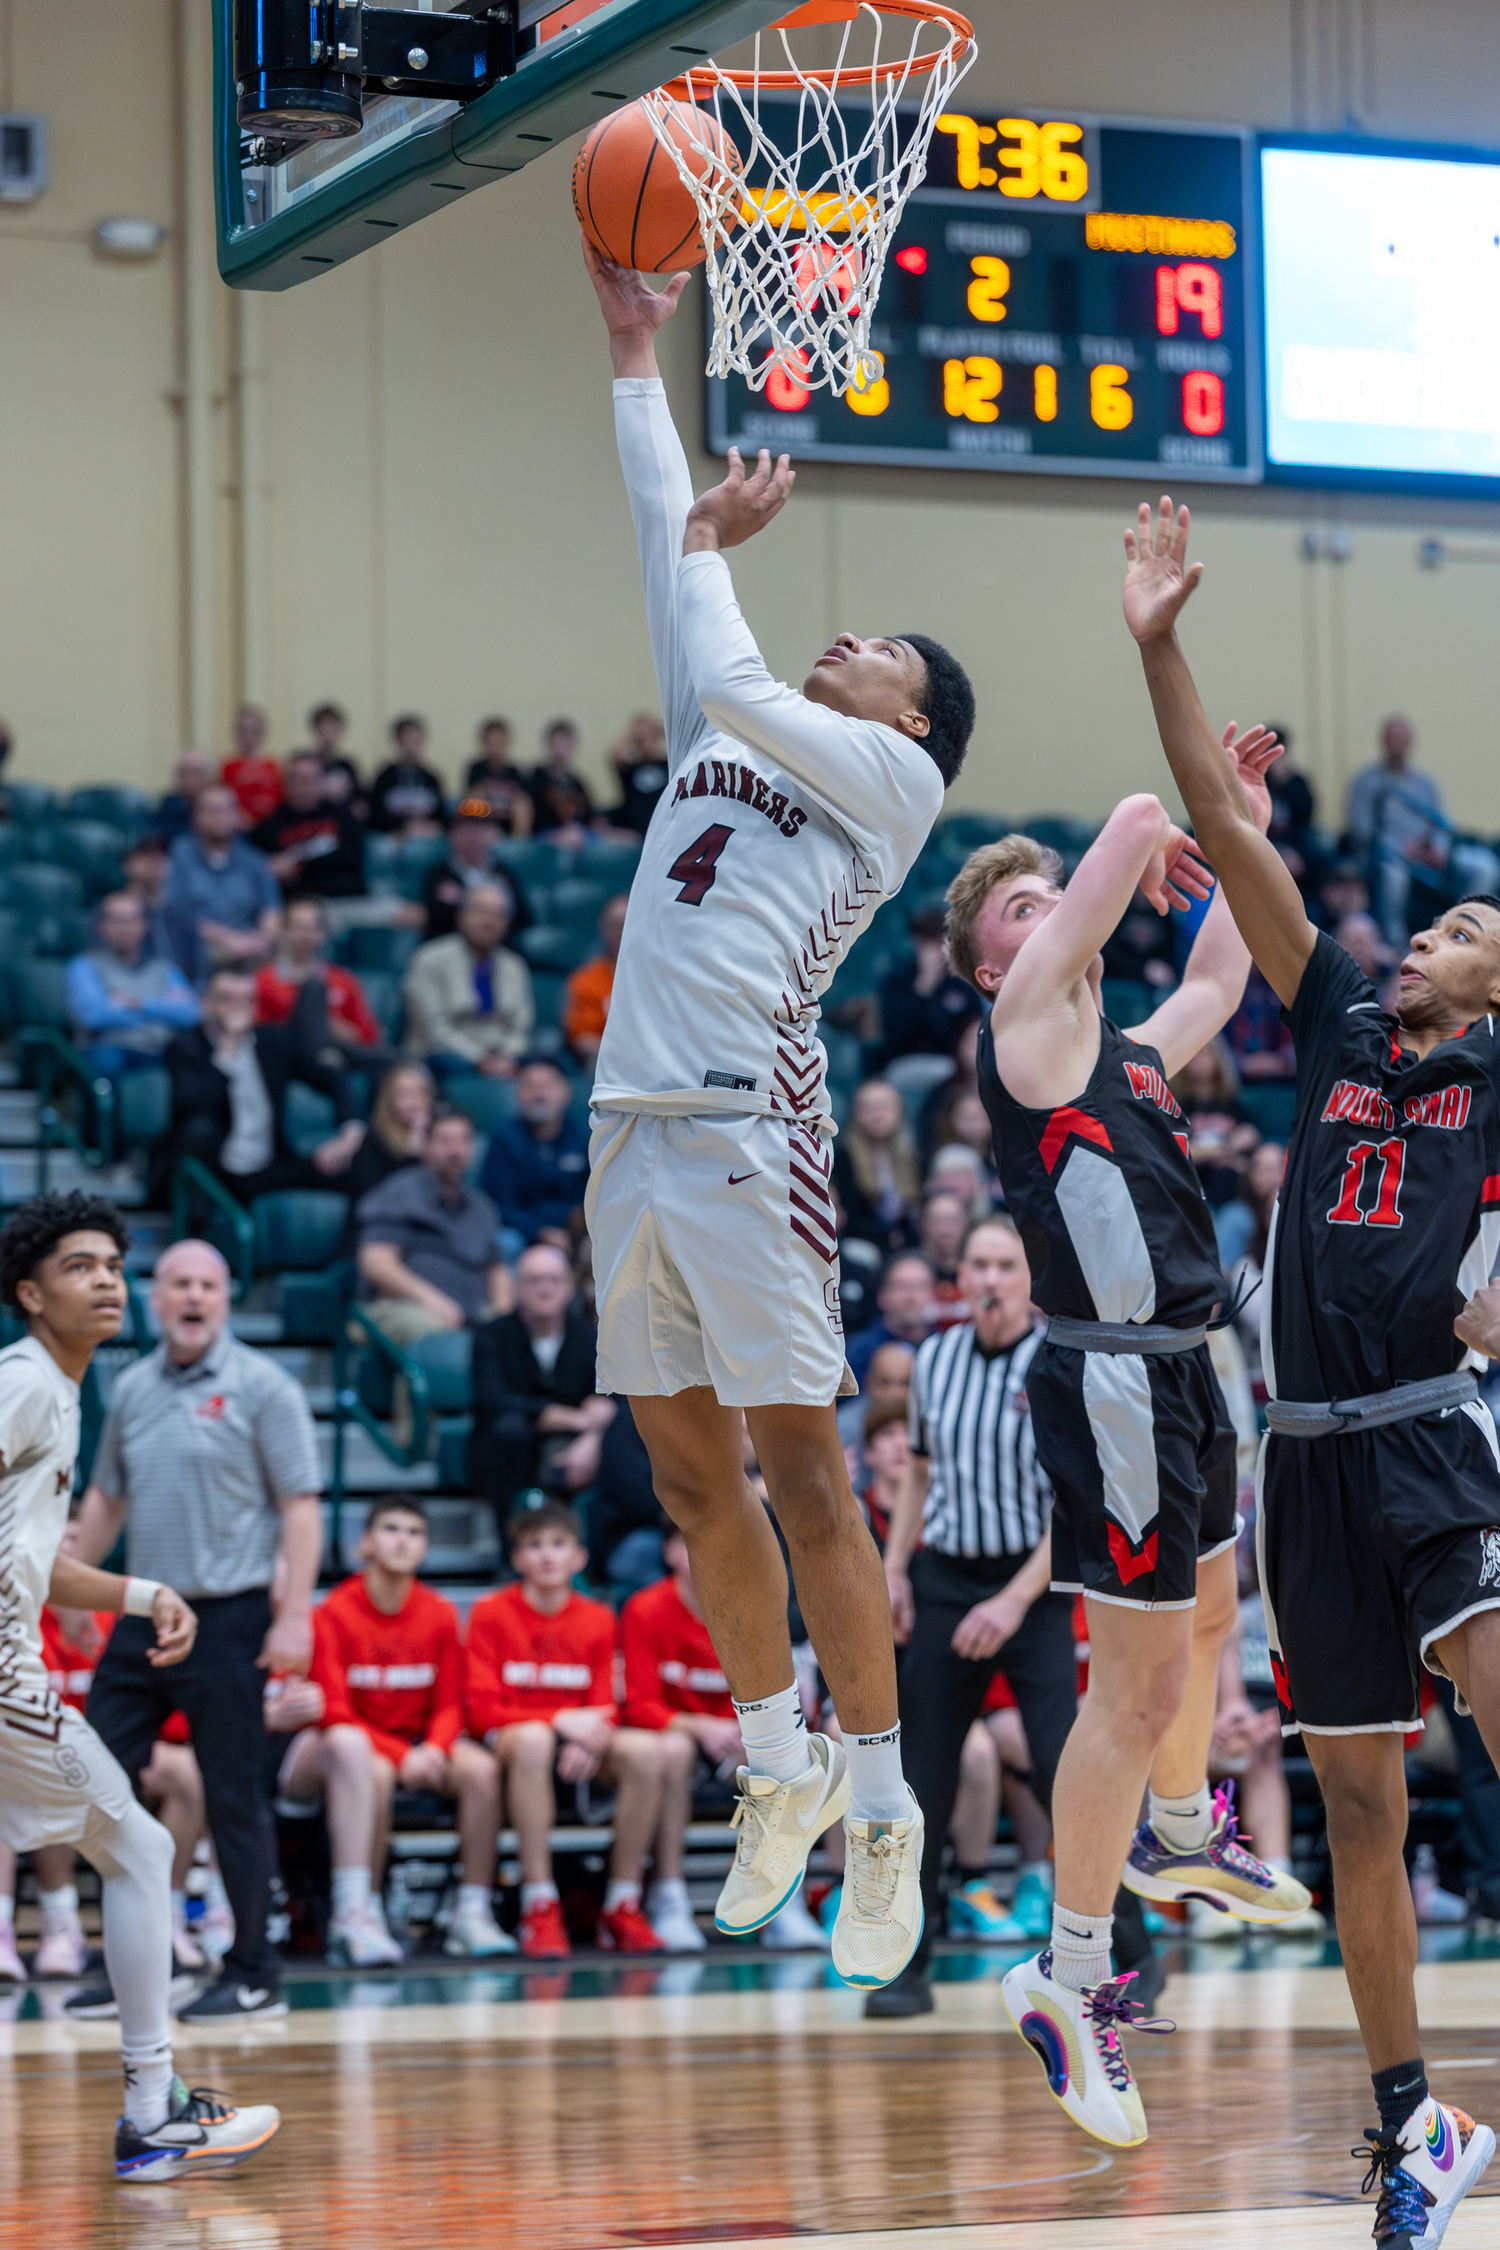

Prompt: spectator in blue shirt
xmin=156 ymin=747 xmax=216 ymax=843
xmin=845 ymin=1251 xmax=936 ymax=1391
xmin=480 ymin=1053 xmax=589 ymax=1252
xmin=164 ymin=784 xmax=282 ymax=986
xmin=67 ymin=893 xmax=200 ymax=1076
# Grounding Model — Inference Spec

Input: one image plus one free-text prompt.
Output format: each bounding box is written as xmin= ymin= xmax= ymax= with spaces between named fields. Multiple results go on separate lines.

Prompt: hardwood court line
xmin=666 ymin=2206 xmax=1500 ymax=2249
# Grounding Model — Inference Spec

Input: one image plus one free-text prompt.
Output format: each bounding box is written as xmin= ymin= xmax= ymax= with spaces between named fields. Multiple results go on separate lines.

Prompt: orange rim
xmin=660 ymin=0 xmax=974 ymax=98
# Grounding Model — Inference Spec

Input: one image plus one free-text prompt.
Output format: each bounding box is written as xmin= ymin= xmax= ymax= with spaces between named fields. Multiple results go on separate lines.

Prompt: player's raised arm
xmin=1124 ymin=498 xmax=1316 ymax=1007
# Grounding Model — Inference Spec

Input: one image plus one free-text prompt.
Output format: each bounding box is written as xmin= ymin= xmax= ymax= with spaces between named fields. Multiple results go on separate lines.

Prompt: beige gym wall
xmin=0 ymin=0 xmax=1497 ymax=829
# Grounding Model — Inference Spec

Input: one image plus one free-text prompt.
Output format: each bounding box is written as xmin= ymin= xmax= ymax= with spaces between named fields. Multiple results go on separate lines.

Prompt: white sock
xmin=1050 ymin=1903 xmax=1114 ymax=1995
xmin=0 ymin=1894 xmax=12 ymax=1930
xmin=458 ymin=1883 xmax=493 ymax=1916
xmin=39 ymin=1882 xmax=79 ymax=1923
xmin=1149 ymin=1784 xmax=1213 ymax=1854
xmin=845 ymin=1722 xmax=910 ymax=1824
xmin=332 ymin=1866 xmax=372 ymax=1919
xmin=652 ymin=1877 xmax=689 ymax=1913
xmin=122 ymin=2048 xmax=176 ymax=2136
xmin=732 ymin=1683 xmax=811 ymax=1785
xmin=521 ymin=1882 xmax=558 ymax=1912
xmin=604 ymin=1879 xmax=640 ymax=1914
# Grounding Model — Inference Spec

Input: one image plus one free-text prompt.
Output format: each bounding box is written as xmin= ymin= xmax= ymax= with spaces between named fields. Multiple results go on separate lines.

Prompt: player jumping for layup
xmin=581 ymin=237 xmax=975 ymax=1986
xmin=1125 ymin=495 xmax=1499 ymax=2243
xmin=0 ymin=1192 xmax=279 ymax=2179
xmin=945 ymin=740 xmax=1312 ymax=2148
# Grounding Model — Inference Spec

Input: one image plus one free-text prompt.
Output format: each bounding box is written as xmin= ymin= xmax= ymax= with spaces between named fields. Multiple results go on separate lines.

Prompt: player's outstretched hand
xmin=146 ymin=1586 xmax=198 ymax=1669
xmin=1123 ymin=495 xmax=1204 ymax=643
xmin=581 ymin=232 xmax=688 ymax=338
xmin=1220 ymin=720 xmax=1283 ymax=837
xmin=1142 ymin=825 xmax=1215 ymax=916
xmin=1457 ymin=1282 xmax=1500 ymax=1359
xmin=683 ymin=445 xmax=795 ymax=555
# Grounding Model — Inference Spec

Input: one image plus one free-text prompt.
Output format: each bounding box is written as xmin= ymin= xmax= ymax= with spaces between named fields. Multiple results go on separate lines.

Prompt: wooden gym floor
xmin=5 ymin=1943 xmax=1500 ymax=2249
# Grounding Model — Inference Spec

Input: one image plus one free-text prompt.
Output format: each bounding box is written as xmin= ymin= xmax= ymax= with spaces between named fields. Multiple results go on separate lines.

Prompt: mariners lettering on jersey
xmin=347 ymin=1663 xmax=437 ymax=1691
xmin=500 ymin=1660 xmax=593 ymax=1690
xmin=1321 ymin=1079 xmax=1395 ymax=1132
xmin=670 ymin=758 xmax=809 ymax=841
xmin=660 ymin=1658 xmax=729 ymax=1694
xmin=1403 ymin=1086 xmax=1473 ymax=1130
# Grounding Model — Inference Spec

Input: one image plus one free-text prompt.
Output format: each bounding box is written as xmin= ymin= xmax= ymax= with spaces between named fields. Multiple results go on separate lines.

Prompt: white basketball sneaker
xmin=114 ymin=2078 xmax=281 ymax=2180
xmin=1357 ymin=2093 xmax=1496 ymax=2245
xmin=715 ymin=1734 xmax=850 ymax=1936
xmin=831 ymin=1791 xmax=925 ymax=1988
xmin=1002 ymin=1948 xmax=1173 ymax=2148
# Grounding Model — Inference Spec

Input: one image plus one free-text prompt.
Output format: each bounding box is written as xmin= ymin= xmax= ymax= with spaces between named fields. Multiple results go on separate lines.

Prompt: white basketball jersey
xmin=0 ymin=1336 xmax=80 ymax=1737
xmin=593 ymin=379 xmax=945 ymax=1133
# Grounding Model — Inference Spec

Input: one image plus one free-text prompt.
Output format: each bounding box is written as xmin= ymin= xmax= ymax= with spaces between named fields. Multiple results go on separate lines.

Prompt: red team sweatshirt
xmin=618 ymin=1576 xmax=732 ymax=1732
xmin=311 ymin=1575 xmax=464 ymax=1767
xmin=463 ymin=1582 xmax=617 ymax=1738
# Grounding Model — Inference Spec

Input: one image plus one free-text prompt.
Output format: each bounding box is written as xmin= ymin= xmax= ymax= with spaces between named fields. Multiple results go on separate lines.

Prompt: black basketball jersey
xmin=1265 ymin=930 xmax=1500 ymax=1402
xmin=978 ymin=1012 xmax=1226 ymax=1329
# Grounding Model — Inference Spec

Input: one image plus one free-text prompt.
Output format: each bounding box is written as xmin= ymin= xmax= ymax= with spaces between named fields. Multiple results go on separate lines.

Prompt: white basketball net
xmin=643 ymin=2 xmax=976 ymax=399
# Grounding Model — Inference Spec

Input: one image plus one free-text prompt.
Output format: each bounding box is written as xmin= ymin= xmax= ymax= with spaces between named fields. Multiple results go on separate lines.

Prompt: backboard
xmin=214 ymin=0 xmax=790 ymax=290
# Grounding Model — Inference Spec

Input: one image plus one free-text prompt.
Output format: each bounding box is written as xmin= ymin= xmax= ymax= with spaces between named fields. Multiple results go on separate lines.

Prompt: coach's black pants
xmin=88 ymin=1587 xmax=279 ymax=1987
xmin=899 ymin=1547 xmax=1078 ymax=1973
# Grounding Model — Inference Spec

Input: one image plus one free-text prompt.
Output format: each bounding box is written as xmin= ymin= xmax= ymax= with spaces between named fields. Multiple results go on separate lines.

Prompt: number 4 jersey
xmin=592 ymin=380 xmax=945 ymax=1132
xmin=1264 ymin=930 xmax=1500 ymax=1402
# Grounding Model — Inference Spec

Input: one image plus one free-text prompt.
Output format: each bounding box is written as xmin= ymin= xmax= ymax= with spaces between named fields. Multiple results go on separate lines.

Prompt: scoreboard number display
xmin=706 ymin=108 xmax=1259 ymax=483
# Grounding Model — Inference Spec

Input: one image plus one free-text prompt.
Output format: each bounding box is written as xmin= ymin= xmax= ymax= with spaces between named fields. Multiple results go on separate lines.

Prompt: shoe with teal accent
xmin=991 ymin=1864 xmax=1056 ymax=1943
xmin=1121 ymin=1782 xmax=1313 ymax=1925
xmin=948 ymin=1880 xmax=1013 ymax=1941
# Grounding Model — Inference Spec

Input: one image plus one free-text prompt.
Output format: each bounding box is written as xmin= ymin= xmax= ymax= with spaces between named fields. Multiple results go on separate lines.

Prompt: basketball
xmin=572 ymin=98 xmax=743 ymax=274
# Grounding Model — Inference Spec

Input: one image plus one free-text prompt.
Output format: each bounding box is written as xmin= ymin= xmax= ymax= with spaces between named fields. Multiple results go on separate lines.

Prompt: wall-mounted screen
xmin=1261 ymin=139 xmax=1500 ymax=489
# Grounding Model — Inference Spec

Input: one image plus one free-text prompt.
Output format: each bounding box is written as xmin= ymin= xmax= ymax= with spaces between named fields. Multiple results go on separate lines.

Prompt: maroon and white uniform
xmin=587 ymin=378 xmax=944 ymax=1406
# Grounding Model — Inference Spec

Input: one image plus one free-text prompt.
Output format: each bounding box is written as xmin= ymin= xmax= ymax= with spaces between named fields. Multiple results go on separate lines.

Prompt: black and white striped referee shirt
xmin=907 ymin=1321 xmax=1051 ymax=1560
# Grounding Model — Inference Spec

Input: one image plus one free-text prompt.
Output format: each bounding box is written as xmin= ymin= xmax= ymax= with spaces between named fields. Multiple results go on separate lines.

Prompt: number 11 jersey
xmin=592 ymin=379 xmax=944 ymax=1133
xmin=1264 ymin=930 xmax=1500 ymax=1402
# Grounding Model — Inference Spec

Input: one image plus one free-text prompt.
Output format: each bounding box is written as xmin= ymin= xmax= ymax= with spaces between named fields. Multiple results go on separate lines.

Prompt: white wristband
xmin=123 ymin=1577 xmax=163 ymax=1619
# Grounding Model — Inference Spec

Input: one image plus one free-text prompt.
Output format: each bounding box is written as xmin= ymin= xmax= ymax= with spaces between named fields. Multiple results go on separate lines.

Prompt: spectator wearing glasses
xmin=845 ymin=1252 xmax=935 ymax=1392
xmin=469 ymin=1243 xmax=610 ymax=1516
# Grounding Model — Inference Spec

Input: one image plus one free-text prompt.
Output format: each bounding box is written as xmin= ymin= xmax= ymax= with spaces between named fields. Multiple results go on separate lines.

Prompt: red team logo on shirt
xmin=194 ymin=1394 xmax=227 ymax=1420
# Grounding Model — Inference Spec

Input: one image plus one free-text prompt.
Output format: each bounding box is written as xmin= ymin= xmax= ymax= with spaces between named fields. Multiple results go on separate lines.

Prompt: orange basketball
xmin=573 ymin=98 xmax=742 ymax=274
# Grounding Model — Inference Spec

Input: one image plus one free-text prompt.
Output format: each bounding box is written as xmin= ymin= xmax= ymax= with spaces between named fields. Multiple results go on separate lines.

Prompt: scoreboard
xmin=705 ymin=108 xmax=1259 ymax=483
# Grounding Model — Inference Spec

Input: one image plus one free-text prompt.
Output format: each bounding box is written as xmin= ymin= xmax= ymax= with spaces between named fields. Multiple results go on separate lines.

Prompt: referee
xmin=880 ymin=1216 xmax=1081 ymax=2017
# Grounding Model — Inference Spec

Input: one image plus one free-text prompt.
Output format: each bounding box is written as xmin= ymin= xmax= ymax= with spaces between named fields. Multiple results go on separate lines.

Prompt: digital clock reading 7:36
xmin=706 ymin=111 xmax=1258 ymax=485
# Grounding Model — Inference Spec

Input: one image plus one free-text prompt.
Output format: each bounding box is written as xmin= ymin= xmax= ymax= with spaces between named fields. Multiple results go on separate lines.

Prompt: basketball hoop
xmin=644 ymin=0 xmax=976 ymax=399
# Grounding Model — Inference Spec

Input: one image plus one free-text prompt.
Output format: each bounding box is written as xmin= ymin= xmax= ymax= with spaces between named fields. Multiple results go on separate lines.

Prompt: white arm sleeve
xmin=613 ymin=377 xmax=709 ymax=775
xmin=677 ymin=549 xmax=944 ymax=854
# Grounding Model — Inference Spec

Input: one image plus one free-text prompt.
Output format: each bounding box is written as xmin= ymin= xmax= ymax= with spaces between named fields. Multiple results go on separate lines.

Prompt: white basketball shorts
xmin=587 ymin=1109 xmax=853 ymax=1409
xmin=0 ymin=1698 xmax=135 ymax=1854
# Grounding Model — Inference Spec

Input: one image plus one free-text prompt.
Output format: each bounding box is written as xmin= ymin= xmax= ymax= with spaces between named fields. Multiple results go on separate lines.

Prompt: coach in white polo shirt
xmin=73 ymin=1238 xmax=322 ymax=2022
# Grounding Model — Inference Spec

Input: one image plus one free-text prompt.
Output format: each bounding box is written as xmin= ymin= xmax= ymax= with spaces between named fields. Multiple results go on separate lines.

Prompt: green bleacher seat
xmin=283 ymin=1079 xmax=338 ymax=1154
xmin=115 ymin=1066 xmax=171 ymax=1149
xmin=7 ymin=958 xmax=71 ymax=1031
xmin=1238 ymin=1080 xmax=1298 ymax=1143
xmin=935 ymin=812 xmax=1012 ymax=851
xmin=362 ymin=834 xmax=403 ymax=892
xmin=66 ymin=787 xmax=155 ymax=832
xmin=52 ymin=821 xmax=128 ymax=896
xmin=1100 ymin=978 xmax=1155 ymax=1028
xmin=405 ymin=1327 xmax=473 ymax=1414
xmin=493 ymin=839 xmax=568 ymax=886
xmin=1 ymin=863 xmax=84 ymax=915
xmin=5 ymin=783 xmax=57 ymax=827
xmin=517 ymin=923 xmax=591 ymax=974
xmin=581 ymin=842 xmax=642 ymax=885
xmin=531 ymin=971 xmax=567 ymax=1031
xmin=357 ymin=969 xmax=402 ymax=1042
xmin=445 ymin=1074 xmax=518 ymax=1137
xmin=335 ymin=923 xmax=420 ymax=976
xmin=548 ymin=877 xmax=609 ymax=928
xmin=252 ymin=1190 xmax=353 ymax=1343
xmin=0 ymin=829 xmax=25 ymax=870
xmin=391 ymin=836 xmax=447 ymax=900
xmin=33 ymin=909 xmax=92 ymax=960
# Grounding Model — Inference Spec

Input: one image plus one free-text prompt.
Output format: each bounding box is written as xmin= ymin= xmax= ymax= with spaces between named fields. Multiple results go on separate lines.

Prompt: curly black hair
xmin=0 ymin=1191 xmax=130 ymax=1311
xmin=893 ymin=633 xmax=976 ymax=787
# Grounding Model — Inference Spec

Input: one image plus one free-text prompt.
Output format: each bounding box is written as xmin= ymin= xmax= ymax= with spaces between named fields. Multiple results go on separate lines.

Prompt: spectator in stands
xmin=463 ymin=718 xmax=534 ymax=837
xmin=619 ymin=1523 xmax=739 ymax=1952
xmin=927 ymin=1143 xmax=994 ymax=1223
xmin=303 ymin=701 xmax=366 ymax=819
xmin=481 ymin=1054 xmax=589 ymax=1251
xmin=1263 ymin=723 xmax=1318 ymax=885
xmin=67 ymin=893 xmax=200 ymax=1076
xmin=919 ymin=1017 xmax=980 ymax=1161
xmin=528 ymin=719 xmax=598 ymax=844
xmin=606 ymin=712 xmax=669 ymax=836
xmin=165 ymin=784 xmax=281 ymax=986
xmin=858 ymin=1395 xmax=910 ymax=1548
xmin=1335 ymin=909 xmax=1399 ymax=1009
xmin=919 ymin=1189 xmax=971 ymax=1324
xmin=402 ymin=883 xmax=533 ymax=1079
xmin=1168 ymin=1040 xmax=1259 ymax=1209
xmin=464 ymin=1501 xmax=667 ymax=1957
xmin=1347 ymin=714 xmax=1500 ymax=945
xmin=122 ymin=832 xmax=174 ymax=960
xmin=254 ymin=896 xmax=383 ymax=1062
xmin=420 ymin=803 xmax=525 ymax=944
xmin=876 ymin=903 xmax=982 ymax=1069
xmin=563 ymin=895 xmax=628 ymax=1066
xmin=343 ymin=1062 xmax=433 ymax=1205
xmin=846 ymin=1251 xmax=934 ymax=1389
xmin=222 ymin=703 xmax=283 ymax=824
xmin=590 ymin=1398 xmax=669 ymax=1595
xmin=250 ymin=752 xmax=365 ymax=899
xmin=270 ymin=1498 xmax=510 ymax=1963
xmin=1314 ymin=856 xmax=1369 ymax=932
xmin=840 ymin=1338 xmax=918 ymax=1451
xmin=165 ymin=965 xmax=364 ymax=1199
xmin=470 ymin=1242 xmax=610 ymax=1515
xmin=1100 ymin=883 xmax=1179 ymax=994
xmin=76 ymin=1237 xmax=323 ymax=2022
xmin=833 ymin=1077 xmax=922 ymax=1253
xmin=369 ymin=715 xmax=446 ymax=836
xmin=1225 ymin=962 xmax=1297 ymax=1081
xmin=1217 ymin=1135 xmax=1285 ymax=1289
xmin=156 ymin=748 xmax=216 ymax=843
xmin=355 ymin=1106 xmax=510 ymax=1344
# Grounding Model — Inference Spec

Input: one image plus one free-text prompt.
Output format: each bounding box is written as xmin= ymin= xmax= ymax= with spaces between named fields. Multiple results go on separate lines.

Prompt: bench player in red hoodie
xmin=465 ymin=1500 xmax=666 ymax=1957
xmin=273 ymin=1498 xmax=505 ymax=1965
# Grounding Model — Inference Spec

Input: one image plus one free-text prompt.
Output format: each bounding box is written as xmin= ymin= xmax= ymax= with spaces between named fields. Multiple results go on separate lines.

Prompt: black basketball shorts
xmin=1028 ymin=1336 xmax=1238 ymax=1612
xmin=1259 ymin=1396 xmax=1500 ymax=1736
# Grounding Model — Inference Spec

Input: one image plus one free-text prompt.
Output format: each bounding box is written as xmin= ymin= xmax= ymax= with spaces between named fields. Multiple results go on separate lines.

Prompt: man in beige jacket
xmin=402 ymin=883 xmax=534 ymax=1078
